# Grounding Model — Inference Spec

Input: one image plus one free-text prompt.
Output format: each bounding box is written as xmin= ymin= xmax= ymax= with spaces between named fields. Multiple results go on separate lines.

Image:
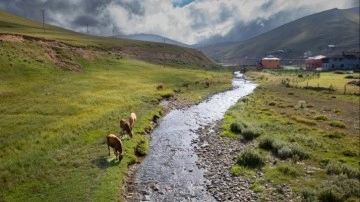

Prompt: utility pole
xmin=163 ymin=37 xmax=166 ymax=68
xmin=86 ymin=23 xmax=89 ymax=34
xmin=40 ymin=9 xmax=45 ymax=33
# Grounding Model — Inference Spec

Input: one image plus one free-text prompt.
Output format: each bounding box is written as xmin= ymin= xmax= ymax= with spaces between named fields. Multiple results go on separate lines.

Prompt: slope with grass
xmin=0 ymin=9 xmax=216 ymax=68
xmin=221 ymin=71 xmax=359 ymax=201
xmin=0 ymin=10 xmax=233 ymax=202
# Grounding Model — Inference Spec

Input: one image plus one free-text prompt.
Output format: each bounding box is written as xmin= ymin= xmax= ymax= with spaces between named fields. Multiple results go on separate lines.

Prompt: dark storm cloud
xmin=72 ymin=15 xmax=99 ymax=26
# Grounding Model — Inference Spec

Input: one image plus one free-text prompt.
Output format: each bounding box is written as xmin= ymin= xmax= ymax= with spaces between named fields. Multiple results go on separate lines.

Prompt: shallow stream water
xmin=129 ymin=72 xmax=257 ymax=201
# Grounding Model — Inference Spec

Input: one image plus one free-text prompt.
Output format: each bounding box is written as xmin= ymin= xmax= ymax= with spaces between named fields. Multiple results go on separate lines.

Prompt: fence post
xmin=344 ymin=84 xmax=347 ymax=94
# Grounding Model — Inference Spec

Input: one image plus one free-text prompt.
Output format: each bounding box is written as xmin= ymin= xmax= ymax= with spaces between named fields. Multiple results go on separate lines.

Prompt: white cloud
xmin=0 ymin=0 xmax=358 ymax=44
xmin=101 ymin=0 xmax=357 ymax=44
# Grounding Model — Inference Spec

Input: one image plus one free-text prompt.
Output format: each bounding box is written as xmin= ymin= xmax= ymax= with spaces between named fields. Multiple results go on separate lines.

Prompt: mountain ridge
xmin=199 ymin=7 xmax=360 ymax=65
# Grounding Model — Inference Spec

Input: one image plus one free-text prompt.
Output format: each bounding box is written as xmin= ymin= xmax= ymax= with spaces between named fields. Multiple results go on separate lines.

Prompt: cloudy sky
xmin=0 ymin=0 xmax=358 ymax=45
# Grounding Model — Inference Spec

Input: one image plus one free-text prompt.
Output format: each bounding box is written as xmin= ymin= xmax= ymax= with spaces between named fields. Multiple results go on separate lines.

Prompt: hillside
xmin=200 ymin=7 xmax=360 ymax=65
xmin=115 ymin=33 xmax=191 ymax=48
xmin=0 ymin=9 xmax=216 ymax=69
xmin=0 ymin=9 xmax=232 ymax=202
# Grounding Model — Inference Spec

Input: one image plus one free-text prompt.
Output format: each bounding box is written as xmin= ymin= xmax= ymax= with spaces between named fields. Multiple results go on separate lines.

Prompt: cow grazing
xmin=120 ymin=119 xmax=133 ymax=138
xmin=129 ymin=112 xmax=137 ymax=129
xmin=106 ymin=134 xmax=124 ymax=161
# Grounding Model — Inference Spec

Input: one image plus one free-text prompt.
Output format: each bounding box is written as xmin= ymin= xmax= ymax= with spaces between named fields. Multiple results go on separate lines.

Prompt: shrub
xmin=135 ymin=140 xmax=148 ymax=156
xmin=236 ymin=149 xmax=264 ymax=169
xmin=292 ymin=116 xmax=317 ymax=126
xmin=266 ymin=139 xmax=310 ymax=160
xmin=230 ymin=120 xmax=248 ymax=134
xmin=259 ymin=137 xmax=274 ymax=150
xmin=291 ymin=144 xmax=310 ymax=160
xmin=324 ymin=131 xmax=346 ymax=139
xmin=278 ymin=165 xmax=299 ymax=177
xmin=242 ymin=127 xmax=263 ymax=140
xmin=318 ymin=185 xmax=345 ymax=202
xmin=317 ymin=175 xmax=360 ymax=201
xmin=341 ymin=164 xmax=360 ymax=179
xmin=301 ymin=189 xmax=318 ymax=202
xmin=278 ymin=146 xmax=293 ymax=159
xmin=341 ymin=150 xmax=358 ymax=157
xmin=325 ymin=161 xmax=342 ymax=175
xmin=314 ymin=115 xmax=329 ymax=121
xmin=326 ymin=162 xmax=359 ymax=179
xmin=329 ymin=121 xmax=347 ymax=128
xmin=268 ymin=101 xmax=277 ymax=106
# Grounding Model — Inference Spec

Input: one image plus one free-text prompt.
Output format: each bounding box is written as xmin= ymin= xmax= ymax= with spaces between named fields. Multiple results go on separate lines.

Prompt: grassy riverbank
xmin=0 ymin=10 xmax=233 ymax=201
xmin=222 ymin=71 xmax=359 ymax=201
xmin=0 ymin=52 xmax=231 ymax=201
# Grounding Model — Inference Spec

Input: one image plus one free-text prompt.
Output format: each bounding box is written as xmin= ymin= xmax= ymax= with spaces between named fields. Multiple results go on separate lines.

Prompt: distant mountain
xmin=115 ymin=33 xmax=190 ymax=48
xmin=200 ymin=7 xmax=360 ymax=65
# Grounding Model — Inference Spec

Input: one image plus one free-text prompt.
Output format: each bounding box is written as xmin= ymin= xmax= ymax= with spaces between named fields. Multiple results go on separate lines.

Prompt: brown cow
xmin=106 ymin=134 xmax=124 ymax=161
xmin=120 ymin=119 xmax=133 ymax=138
xmin=129 ymin=112 xmax=137 ymax=129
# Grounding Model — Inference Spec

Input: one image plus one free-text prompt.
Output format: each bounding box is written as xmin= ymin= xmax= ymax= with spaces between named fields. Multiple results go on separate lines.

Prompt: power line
xmin=40 ymin=9 xmax=45 ymax=33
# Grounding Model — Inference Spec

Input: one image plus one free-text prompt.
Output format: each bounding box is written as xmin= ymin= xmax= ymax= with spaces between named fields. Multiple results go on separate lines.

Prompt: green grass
xmin=296 ymin=72 xmax=360 ymax=94
xmin=0 ymin=35 xmax=232 ymax=201
xmin=221 ymin=71 xmax=360 ymax=201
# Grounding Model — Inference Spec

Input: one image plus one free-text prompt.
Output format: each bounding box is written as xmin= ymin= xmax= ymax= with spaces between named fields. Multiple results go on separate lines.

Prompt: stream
xmin=128 ymin=72 xmax=257 ymax=201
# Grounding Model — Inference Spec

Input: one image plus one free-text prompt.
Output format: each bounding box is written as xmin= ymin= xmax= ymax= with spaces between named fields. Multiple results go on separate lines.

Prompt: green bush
xmin=317 ymin=175 xmax=360 ymax=201
xmin=329 ymin=121 xmax=347 ymax=128
xmin=314 ymin=115 xmax=329 ymax=121
xmin=278 ymin=145 xmax=293 ymax=159
xmin=291 ymin=144 xmax=310 ymax=160
xmin=230 ymin=120 xmax=248 ymax=134
xmin=135 ymin=140 xmax=148 ymax=156
xmin=236 ymin=149 xmax=264 ymax=169
xmin=301 ymin=189 xmax=318 ymax=202
xmin=242 ymin=127 xmax=263 ymax=140
xmin=326 ymin=162 xmax=359 ymax=179
xmin=326 ymin=161 xmax=343 ymax=175
xmin=324 ymin=131 xmax=346 ymax=139
xmin=318 ymin=185 xmax=345 ymax=202
xmin=268 ymin=101 xmax=277 ymax=106
xmin=292 ymin=116 xmax=317 ymax=126
xmin=259 ymin=137 xmax=275 ymax=150
xmin=261 ymin=138 xmax=310 ymax=160
xmin=278 ymin=165 xmax=300 ymax=177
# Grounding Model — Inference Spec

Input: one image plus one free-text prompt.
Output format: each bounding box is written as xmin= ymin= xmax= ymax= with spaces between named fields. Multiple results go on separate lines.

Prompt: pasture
xmin=221 ymin=71 xmax=359 ymax=201
xmin=0 ymin=38 xmax=232 ymax=201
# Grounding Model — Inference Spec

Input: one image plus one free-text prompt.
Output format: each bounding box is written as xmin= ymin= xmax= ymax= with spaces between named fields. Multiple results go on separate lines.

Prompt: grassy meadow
xmin=0 ymin=26 xmax=232 ymax=202
xmin=222 ymin=71 xmax=359 ymax=201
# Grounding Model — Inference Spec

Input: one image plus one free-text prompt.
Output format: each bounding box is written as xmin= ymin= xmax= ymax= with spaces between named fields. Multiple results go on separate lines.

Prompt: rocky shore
xmin=193 ymin=121 xmax=299 ymax=202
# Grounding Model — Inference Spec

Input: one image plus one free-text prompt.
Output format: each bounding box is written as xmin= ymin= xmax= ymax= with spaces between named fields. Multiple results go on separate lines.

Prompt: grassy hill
xmin=0 ymin=9 xmax=216 ymax=68
xmin=0 ymin=10 xmax=232 ymax=201
xmin=200 ymin=7 xmax=360 ymax=65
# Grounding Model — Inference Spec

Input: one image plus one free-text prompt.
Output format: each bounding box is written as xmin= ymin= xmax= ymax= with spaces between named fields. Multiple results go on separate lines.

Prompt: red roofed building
xmin=260 ymin=55 xmax=281 ymax=69
xmin=305 ymin=55 xmax=326 ymax=70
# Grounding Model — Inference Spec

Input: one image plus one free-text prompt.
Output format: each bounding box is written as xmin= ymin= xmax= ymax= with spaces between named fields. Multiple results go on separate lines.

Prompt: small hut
xmin=261 ymin=55 xmax=281 ymax=69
